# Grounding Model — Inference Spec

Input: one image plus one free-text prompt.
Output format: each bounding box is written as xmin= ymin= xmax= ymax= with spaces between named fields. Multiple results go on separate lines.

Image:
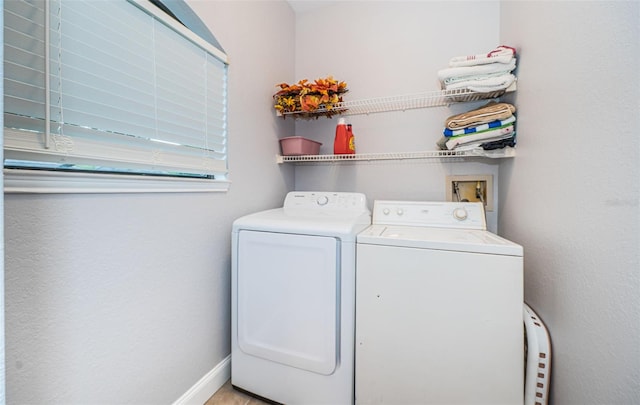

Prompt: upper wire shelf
xmin=278 ymin=83 xmax=516 ymax=118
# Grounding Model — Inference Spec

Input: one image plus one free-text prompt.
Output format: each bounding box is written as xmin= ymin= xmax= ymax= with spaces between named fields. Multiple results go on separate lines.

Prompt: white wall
xmin=3 ymin=1 xmax=295 ymax=403
xmin=292 ymin=1 xmax=640 ymax=403
xmin=499 ymin=2 xmax=639 ymax=404
xmin=291 ymin=1 xmax=505 ymax=231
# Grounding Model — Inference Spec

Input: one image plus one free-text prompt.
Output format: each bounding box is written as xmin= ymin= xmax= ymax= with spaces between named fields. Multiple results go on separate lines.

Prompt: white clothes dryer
xmin=231 ymin=191 xmax=371 ymax=404
xmin=355 ymin=200 xmax=524 ymax=405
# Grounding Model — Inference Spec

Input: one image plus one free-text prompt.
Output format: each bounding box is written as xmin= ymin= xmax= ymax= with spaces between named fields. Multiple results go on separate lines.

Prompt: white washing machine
xmin=355 ymin=200 xmax=524 ymax=405
xmin=231 ymin=191 xmax=371 ymax=404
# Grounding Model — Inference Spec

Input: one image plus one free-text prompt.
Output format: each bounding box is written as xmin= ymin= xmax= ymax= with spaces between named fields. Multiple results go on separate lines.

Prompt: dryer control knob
xmin=396 ymin=208 xmax=404 ymax=216
xmin=316 ymin=195 xmax=329 ymax=206
xmin=453 ymin=208 xmax=468 ymax=221
xmin=382 ymin=208 xmax=390 ymax=215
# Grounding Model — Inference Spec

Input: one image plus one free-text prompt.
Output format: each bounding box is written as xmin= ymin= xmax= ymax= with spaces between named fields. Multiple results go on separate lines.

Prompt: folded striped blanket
xmin=445 ymin=125 xmax=515 ymax=150
xmin=444 ymin=116 xmax=516 ymax=137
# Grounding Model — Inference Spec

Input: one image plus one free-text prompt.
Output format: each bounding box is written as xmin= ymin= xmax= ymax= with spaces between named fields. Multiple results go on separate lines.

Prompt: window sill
xmin=3 ymin=169 xmax=230 ymax=194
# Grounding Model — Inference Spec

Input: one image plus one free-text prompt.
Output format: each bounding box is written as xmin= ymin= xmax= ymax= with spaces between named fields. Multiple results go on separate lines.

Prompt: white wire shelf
xmin=278 ymin=83 xmax=516 ymax=118
xmin=276 ymin=148 xmax=515 ymax=164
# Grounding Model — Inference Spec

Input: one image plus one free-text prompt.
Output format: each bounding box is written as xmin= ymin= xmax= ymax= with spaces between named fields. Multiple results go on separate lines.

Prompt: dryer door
xmin=237 ymin=230 xmax=339 ymax=375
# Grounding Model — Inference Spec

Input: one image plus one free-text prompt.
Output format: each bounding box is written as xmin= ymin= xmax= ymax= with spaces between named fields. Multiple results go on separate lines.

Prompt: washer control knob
xmin=396 ymin=208 xmax=404 ymax=216
xmin=453 ymin=207 xmax=468 ymax=221
xmin=316 ymin=195 xmax=329 ymax=206
xmin=382 ymin=208 xmax=390 ymax=215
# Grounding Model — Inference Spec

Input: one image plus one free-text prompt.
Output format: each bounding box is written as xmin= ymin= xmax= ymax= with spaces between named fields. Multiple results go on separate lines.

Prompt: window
xmin=3 ymin=0 xmax=229 ymax=192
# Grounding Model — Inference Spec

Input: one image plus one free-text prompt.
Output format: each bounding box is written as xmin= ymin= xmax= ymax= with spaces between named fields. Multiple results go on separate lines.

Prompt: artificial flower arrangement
xmin=273 ymin=76 xmax=348 ymax=118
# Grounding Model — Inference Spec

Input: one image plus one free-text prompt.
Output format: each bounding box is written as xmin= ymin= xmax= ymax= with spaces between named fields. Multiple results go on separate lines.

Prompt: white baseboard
xmin=172 ymin=355 xmax=231 ymax=405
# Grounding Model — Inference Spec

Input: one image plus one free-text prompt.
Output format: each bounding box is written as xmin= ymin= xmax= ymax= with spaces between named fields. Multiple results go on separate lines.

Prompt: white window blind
xmin=4 ymin=0 xmax=229 ymax=180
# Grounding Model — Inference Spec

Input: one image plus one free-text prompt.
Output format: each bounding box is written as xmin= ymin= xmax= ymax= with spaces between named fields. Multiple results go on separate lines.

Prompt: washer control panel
xmin=372 ymin=200 xmax=486 ymax=230
xmin=284 ymin=191 xmax=368 ymax=214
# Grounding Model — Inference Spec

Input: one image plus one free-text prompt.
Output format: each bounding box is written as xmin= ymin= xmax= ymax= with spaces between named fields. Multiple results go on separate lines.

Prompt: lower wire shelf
xmin=276 ymin=148 xmax=515 ymax=164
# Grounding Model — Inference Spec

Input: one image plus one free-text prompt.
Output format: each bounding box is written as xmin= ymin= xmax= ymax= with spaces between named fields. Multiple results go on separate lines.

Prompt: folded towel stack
xmin=437 ymin=101 xmax=517 ymax=152
xmin=437 ymin=45 xmax=517 ymax=93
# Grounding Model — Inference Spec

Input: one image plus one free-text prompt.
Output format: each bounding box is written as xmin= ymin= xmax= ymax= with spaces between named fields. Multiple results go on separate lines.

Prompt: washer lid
xmin=358 ymin=224 xmax=523 ymax=256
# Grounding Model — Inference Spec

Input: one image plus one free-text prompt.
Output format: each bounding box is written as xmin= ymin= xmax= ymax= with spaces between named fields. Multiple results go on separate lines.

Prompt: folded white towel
xmin=443 ymin=70 xmax=513 ymax=86
xmin=444 ymin=73 xmax=516 ymax=93
xmin=448 ymin=134 xmax=514 ymax=151
xmin=449 ymin=46 xmax=516 ymax=67
xmin=438 ymin=59 xmax=516 ymax=83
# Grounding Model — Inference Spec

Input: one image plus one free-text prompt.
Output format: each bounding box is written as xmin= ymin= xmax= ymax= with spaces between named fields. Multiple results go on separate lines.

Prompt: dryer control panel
xmin=372 ymin=200 xmax=486 ymax=230
xmin=284 ymin=192 xmax=368 ymax=214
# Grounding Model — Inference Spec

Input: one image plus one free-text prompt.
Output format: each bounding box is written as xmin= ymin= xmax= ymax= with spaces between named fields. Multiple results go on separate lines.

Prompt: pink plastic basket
xmin=279 ymin=136 xmax=322 ymax=156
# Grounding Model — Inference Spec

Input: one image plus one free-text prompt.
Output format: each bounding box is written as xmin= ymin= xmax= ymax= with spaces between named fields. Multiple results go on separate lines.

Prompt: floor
xmin=205 ymin=380 xmax=272 ymax=405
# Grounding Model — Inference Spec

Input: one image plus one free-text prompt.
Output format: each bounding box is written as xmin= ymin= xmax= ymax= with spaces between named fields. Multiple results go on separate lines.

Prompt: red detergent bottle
xmin=347 ymin=124 xmax=356 ymax=154
xmin=334 ymin=118 xmax=350 ymax=154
